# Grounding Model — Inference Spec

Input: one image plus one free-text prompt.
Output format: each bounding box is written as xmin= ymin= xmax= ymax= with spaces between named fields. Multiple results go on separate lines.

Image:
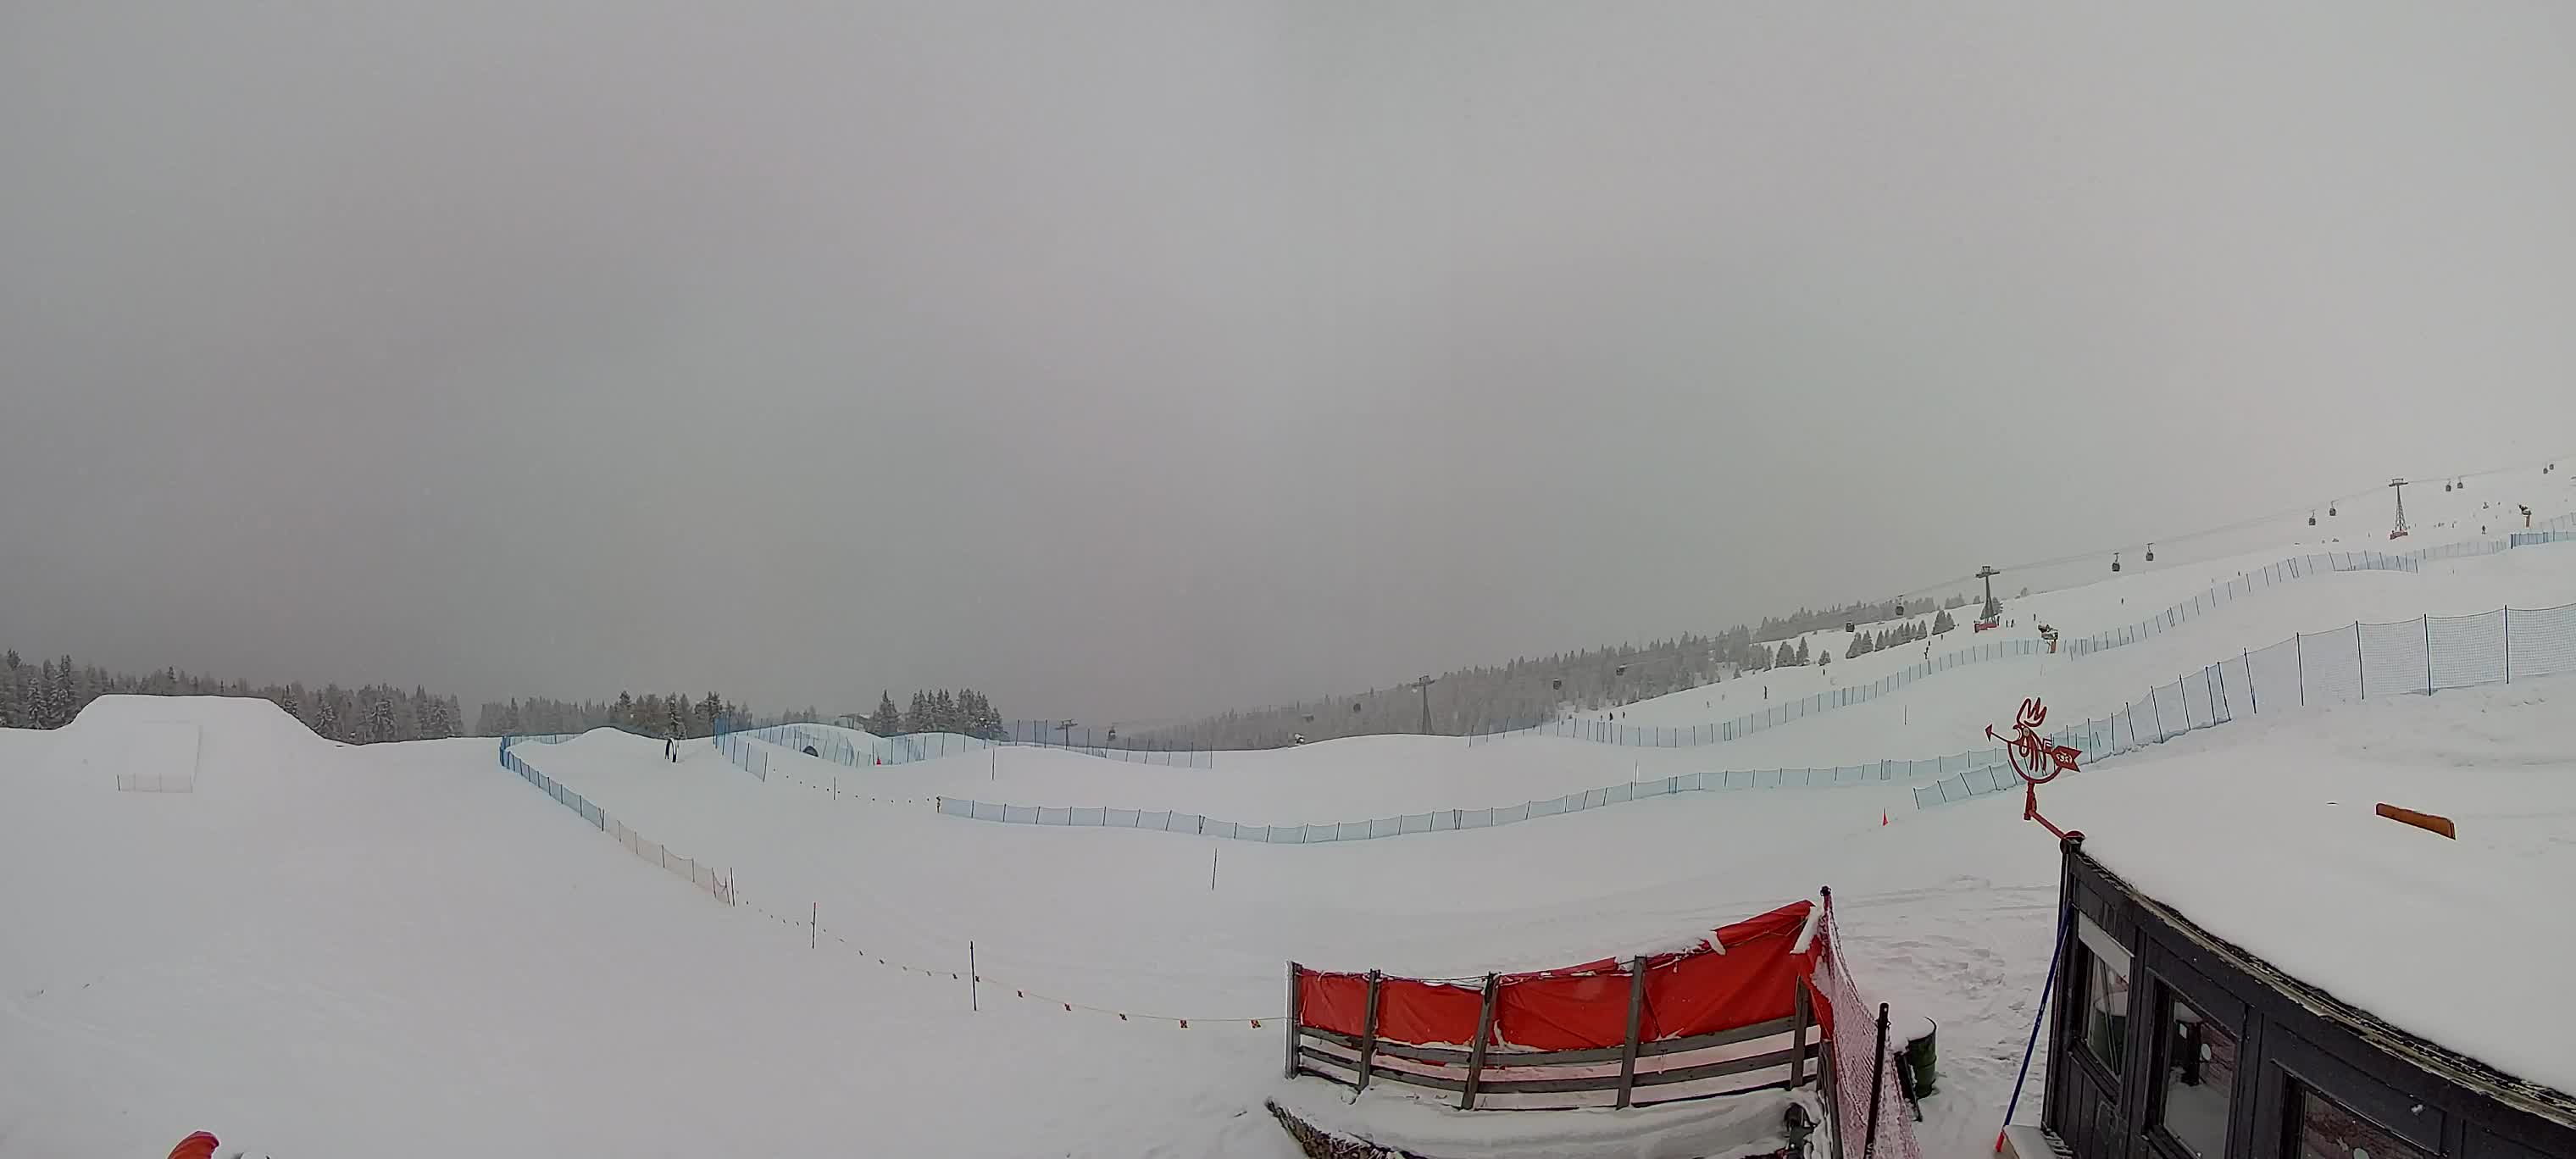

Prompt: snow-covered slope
xmin=6 ymin=466 xmax=2574 ymax=1157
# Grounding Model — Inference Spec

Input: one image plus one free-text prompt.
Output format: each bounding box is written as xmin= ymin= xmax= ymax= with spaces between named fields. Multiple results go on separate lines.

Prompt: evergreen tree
xmin=370 ymin=697 xmax=396 ymax=742
xmin=1845 ymin=634 xmax=1864 ymax=659
xmin=613 ymin=690 xmax=635 ymax=729
xmin=905 ymin=690 xmax=930 ymax=733
xmin=699 ymin=692 xmax=725 ymax=735
xmin=31 ymin=660 xmax=56 ymax=728
xmin=1794 ymin=639 xmax=1810 ymax=666
xmin=56 ymin=655 xmax=78 ymax=724
xmin=868 ymin=690 xmax=901 ymax=735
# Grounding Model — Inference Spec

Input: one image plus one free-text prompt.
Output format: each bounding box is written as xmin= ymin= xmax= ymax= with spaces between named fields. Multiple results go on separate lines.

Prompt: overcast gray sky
xmin=5 ymin=3 xmax=2574 ymax=722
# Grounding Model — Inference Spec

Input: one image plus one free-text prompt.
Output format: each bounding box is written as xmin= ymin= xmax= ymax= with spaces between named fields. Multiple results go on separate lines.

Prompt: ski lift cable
xmin=1891 ymin=463 xmax=2517 ymax=601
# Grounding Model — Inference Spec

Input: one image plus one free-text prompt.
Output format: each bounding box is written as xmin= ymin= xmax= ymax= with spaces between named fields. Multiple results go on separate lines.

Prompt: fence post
xmin=1283 ymin=962 xmax=1303 ymax=1079
xmin=2245 ymin=648 xmax=2257 ymax=713
xmin=2296 ymin=632 xmax=2307 ymax=705
xmin=2151 ymin=689 xmax=2164 ymax=740
xmin=969 ymin=940 xmax=977 ymax=1011
xmin=1356 ymin=971 xmax=1385 ymax=1094
xmin=1790 ymin=979 xmax=1812 ymax=1088
xmin=1863 ymin=1002 xmax=1892 ymax=1159
xmin=2424 ymin=617 xmax=2434 ymax=694
xmin=2356 ymin=621 xmax=2366 ymax=698
xmin=1461 ymin=973 xmax=1500 ymax=1109
xmin=2505 ymin=607 xmax=2512 ymax=683
xmin=1615 ymin=955 xmax=1650 ymax=1108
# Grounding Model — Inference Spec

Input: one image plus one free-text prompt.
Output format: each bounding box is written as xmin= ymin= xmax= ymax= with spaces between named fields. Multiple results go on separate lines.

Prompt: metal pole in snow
xmin=2425 ymin=617 xmax=2434 ymax=694
xmin=1996 ymin=904 xmax=2074 ymax=1152
xmin=811 ymin=902 xmax=816 ymax=949
xmin=969 ymin=940 xmax=977 ymax=1012
xmin=1210 ymin=846 xmax=1219 ymax=892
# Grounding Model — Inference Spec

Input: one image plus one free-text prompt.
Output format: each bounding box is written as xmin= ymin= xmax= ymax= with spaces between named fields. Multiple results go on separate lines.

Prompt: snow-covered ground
xmin=5 ymin=472 xmax=2575 ymax=1157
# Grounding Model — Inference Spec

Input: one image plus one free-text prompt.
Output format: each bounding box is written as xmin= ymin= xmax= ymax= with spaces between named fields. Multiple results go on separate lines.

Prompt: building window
xmin=2292 ymin=1084 xmax=2432 ymax=1159
xmin=2076 ymin=914 xmax=2132 ymax=1075
xmin=2153 ymin=991 xmax=2235 ymax=1157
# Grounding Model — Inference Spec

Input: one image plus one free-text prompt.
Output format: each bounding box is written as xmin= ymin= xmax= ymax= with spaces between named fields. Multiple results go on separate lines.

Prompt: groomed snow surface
xmin=6 ymin=493 xmax=2575 ymax=1156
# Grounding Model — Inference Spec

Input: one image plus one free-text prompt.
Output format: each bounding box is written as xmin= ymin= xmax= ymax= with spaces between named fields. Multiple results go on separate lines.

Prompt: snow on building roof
xmin=2046 ymin=680 xmax=2576 ymax=1100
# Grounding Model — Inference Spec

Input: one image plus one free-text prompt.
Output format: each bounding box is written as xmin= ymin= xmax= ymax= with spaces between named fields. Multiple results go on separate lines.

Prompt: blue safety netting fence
xmin=930 ymin=599 xmax=2576 ymax=841
xmin=1468 ymin=638 xmax=2048 ymax=748
xmin=711 ymin=718 xmax=1215 ymax=776
xmin=933 ymin=745 xmax=2018 ymax=843
xmin=1911 ymin=598 xmax=2576 ymax=808
xmin=499 ymin=734 xmax=736 ymax=903
xmin=1470 ymin=522 xmax=2576 ymax=751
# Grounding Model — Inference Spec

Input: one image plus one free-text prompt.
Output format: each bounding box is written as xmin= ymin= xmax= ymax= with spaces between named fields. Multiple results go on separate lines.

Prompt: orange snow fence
xmin=1295 ymin=900 xmax=1814 ymax=1051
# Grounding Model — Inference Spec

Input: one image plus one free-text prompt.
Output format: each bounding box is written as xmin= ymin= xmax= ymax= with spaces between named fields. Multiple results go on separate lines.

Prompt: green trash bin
xmin=1901 ymin=1015 xmax=1938 ymax=1099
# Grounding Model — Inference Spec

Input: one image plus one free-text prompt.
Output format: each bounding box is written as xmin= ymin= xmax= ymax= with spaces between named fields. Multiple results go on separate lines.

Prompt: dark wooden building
xmin=2005 ymin=835 xmax=2576 ymax=1159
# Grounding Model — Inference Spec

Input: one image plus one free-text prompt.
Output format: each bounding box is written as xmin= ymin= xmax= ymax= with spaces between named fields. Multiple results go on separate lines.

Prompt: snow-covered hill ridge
xmin=1511 ymin=513 xmax=2576 ymax=751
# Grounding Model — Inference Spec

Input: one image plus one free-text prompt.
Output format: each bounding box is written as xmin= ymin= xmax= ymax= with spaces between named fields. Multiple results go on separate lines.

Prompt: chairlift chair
xmin=2329 ymin=504 xmax=2337 ymax=516
xmin=2145 ymin=543 xmax=2156 ymax=562
xmin=2308 ymin=511 xmax=2318 ymax=526
xmin=2111 ymin=551 xmax=2122 ymax=574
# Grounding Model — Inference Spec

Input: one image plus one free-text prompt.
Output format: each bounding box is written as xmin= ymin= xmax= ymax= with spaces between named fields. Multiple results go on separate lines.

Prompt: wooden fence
xmin=1286 ymin=965 xmax=1825 ymax=1111
xmin=1282 ymin=900 xmax=1833 ymax=1112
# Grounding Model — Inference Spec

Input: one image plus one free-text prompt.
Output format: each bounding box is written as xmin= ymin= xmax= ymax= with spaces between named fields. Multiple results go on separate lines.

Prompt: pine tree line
xmin=1843 ymin=618 xmax=1936 ymax=659
xmin=470 ymin=691 xmax=746 ymax=739
xmin=1135 ymin=581 xmax=2009 ymax=748
xmin=863 ymin=688 xmax=1006 ymax=739
xmin=0 ymin=649 xmax=464 ymax=743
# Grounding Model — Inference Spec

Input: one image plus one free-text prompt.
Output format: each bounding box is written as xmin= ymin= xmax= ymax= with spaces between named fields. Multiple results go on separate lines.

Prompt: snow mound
xmin=44 ymin=694 xmax=324 ymax=785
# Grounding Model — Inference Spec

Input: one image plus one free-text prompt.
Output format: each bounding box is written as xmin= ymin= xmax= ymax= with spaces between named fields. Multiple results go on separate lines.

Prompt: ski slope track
xmin=4 ymin=463 xmax=2574 ymax=1156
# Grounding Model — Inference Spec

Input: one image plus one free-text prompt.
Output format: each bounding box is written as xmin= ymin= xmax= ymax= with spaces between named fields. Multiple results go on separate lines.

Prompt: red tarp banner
xmin=1297 ymin=971 xmax=1373 ymax=1038
xmin=1296 ymin=899 xmax=1819 ymax=1053
xmin=1378 ymin=979 xmax=1485 ymax=1045
xmin=1641 ymin=901 xmax=1813 ymax=1040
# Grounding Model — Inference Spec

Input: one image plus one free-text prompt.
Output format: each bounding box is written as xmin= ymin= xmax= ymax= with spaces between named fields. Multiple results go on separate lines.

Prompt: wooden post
xmin=1790 ymin=979 xmax=1811 ymax=1087
xmin=1355 ymin=971 xmax=1385 ymax=1094
xmin=1615 ymin=955 xmax=1650 ymax=1108
xmin=1459 ymin=973 xmax=1499 ymax=1110
xmin=1819 ymin=1038 xmax=1846 ymax=1159
xmin=1283 ymin=962 xmax=1304 ymax=1080
xmin=969 ymin=940 xmax=977 ymax=1012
